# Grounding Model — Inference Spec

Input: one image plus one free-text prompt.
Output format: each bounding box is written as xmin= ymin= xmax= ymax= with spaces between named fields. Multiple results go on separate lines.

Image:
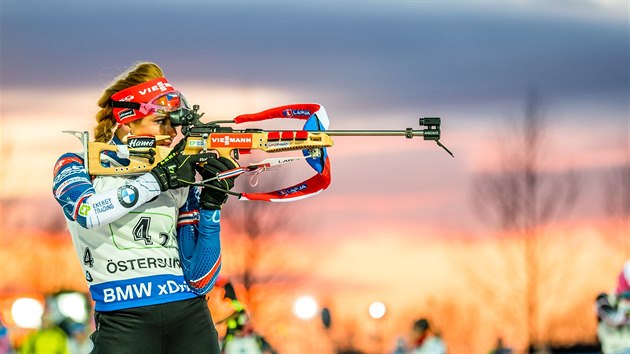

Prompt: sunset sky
xmin=0 ymin=1 xmax=628 ymax=352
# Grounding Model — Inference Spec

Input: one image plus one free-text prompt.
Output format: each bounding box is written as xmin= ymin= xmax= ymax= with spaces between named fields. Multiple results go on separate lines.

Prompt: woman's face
xmin=128 ymin=114 xmax=177 ymax=146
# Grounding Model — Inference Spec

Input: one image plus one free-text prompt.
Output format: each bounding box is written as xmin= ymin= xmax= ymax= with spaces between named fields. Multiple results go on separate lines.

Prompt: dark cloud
xmin=1 ymin=2 xmax=628 ymax=115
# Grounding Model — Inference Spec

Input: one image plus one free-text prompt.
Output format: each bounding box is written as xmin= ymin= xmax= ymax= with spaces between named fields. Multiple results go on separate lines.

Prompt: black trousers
xmin=90 ymin=296 xmax=220 ymax=354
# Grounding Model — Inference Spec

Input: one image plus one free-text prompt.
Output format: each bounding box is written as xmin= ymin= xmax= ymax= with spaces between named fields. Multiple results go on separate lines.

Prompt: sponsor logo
xmin=53 ymin=156 xmax=82 ymax=175
xmin=138 ymin=81 xmax=172 ymax=96
xmin=279 ymin=183 xmax=307 ymax=196
xmin=128 ymin=136 xmax=156 ymax=149
xmin=117 ymin=185 xmax=139 ymax=208
xmin=54 ymin=176 xmax=86 ymax=197
xmin=78 ymin=204 xmax=91 ymax=217
xmin=267 ymin=141 xmax=291 ymax=149
xmin=210 ymin=134 xmax=253 ymax=148
xmin=93 ymin=198 xmax=115 ymax=213
xmin=282 ymin=109 xmax=311 ymax=117
xmin=119 ymin=109 xmax=136 ymax=119
xmin=101 ymin=280 xmax=190 ymax=303
xmin=211 ymin=210 xmax=221 ymax=223
xmin=157 ymin=280 xmax=190 ymax=295
xmin=188 ymin=140 xmax=204 ymax=147
xmin=103 ymin=283 xmax=152 ymax=303
xmin=53 ymin=165 xmax=84 ymax=185
xmin=276 ymin=157 xmax=303 ymax=164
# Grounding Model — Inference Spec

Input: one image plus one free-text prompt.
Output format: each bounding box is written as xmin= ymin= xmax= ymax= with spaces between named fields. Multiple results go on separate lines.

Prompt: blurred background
xmin=0 ymin=1 xmax=628 ymax=353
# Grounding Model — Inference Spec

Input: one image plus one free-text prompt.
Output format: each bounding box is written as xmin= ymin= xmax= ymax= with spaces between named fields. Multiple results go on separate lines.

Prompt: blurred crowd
xmin=2 ymin=260 xmax=629 ymax=354
xmin=386 ymin=260 xmax=630 ymax=354
xmin=595 ymin=260 xmax=630 ymax=354
xmin=391 ymin=318 xmax=447 ymax=354
xmin=0 ymin=310 xmax=93 ymax=354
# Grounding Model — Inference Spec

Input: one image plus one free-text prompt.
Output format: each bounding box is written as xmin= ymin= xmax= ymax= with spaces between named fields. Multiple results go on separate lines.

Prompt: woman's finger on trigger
xmin=190 ymin=152 xmax=217 ymax=165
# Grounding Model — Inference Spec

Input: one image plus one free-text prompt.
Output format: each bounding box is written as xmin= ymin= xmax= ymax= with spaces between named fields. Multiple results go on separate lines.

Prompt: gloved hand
xmin=196 ymin=157 xmax=239 ymax=210
xmin=150 ymin=139 xmax=211 ymax=191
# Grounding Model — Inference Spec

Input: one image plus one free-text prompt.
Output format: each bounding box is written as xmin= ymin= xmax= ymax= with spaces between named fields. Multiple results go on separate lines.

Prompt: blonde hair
xmin=94 ymin=62 xmax=165 ymax=142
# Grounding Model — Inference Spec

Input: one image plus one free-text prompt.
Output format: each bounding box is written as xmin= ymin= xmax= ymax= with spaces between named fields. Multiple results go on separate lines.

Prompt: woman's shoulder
xmin=55 ymin=152 xmax=84 ymax=163
xmin=53 ymin=152 xmax=85 ymax=175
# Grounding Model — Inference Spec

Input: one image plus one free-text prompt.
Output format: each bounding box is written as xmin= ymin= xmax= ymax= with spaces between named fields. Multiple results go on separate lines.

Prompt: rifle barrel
xmin=323 ymin=129 xmax=427 ymax=137
xmin=251 ymin=129 xmax=437 ymax=138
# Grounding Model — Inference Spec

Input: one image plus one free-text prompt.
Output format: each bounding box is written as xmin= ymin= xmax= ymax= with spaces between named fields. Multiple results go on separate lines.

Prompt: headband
xmin=110 ymin=77 xmax=177 ymax=124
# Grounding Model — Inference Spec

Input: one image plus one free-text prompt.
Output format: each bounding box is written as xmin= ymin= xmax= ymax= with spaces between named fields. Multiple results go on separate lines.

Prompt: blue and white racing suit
xmin=52 ymin=137 xmax=222 ymax=312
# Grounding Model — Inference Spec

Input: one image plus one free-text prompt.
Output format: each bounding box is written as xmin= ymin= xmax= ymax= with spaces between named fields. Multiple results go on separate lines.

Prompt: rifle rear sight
xmin=169 ymin=104 xmax=208 ymax=135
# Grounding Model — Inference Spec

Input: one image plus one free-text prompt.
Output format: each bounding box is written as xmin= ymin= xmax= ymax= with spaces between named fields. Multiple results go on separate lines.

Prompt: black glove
xmin=150 ymin=139 xmax=212 ymax=192
xmin=197 ymin=157 xmax=239 ymax=210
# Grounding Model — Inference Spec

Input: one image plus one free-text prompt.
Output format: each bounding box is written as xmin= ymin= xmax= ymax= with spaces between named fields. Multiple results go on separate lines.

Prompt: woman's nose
xmin=164 ymin=122 xmax=177 ymax=138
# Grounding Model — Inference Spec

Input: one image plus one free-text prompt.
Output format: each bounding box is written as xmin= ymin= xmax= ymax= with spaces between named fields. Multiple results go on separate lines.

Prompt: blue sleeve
xmin=53 ymin=153 xmax=162 ymax=229
xmin=52 ymin=153 xmax=95 ymax=227
xmin=177 ymin=187 xmax=222 ymax=295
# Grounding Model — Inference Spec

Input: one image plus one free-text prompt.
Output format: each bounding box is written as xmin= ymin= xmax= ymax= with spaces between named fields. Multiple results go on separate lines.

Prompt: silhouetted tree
xmin=222 ymin=173 xmax=316 ymax=318
xmin=602 ymin=142 xmax=630 ymax=259
xmin=223 ymin=200 xmax=291 ymax=308
xmin=469 ymin=90 xmax=579 ymax=348
xmin=0 ymin=121 xmax=13 ymax=233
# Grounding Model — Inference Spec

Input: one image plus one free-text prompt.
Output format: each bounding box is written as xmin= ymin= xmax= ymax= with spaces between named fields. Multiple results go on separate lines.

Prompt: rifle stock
xmin=184 ymin=131 xmax=333 ymax=167
xmin=71 ymin=130 xmax=334 ymax=176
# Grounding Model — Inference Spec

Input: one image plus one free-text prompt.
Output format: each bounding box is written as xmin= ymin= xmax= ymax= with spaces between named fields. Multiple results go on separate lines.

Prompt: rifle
xmin=65 ymin=103 xmax=452 ymax=202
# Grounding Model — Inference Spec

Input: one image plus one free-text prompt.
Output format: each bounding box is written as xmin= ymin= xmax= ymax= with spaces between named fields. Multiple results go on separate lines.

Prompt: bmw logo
xmin=117 ymin=185 xmax=139 ymax=208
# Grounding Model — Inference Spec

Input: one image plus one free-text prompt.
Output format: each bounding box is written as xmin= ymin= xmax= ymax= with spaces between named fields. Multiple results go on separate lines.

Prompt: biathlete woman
xmin=52 ymin=62 xmax=236 ymax=354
